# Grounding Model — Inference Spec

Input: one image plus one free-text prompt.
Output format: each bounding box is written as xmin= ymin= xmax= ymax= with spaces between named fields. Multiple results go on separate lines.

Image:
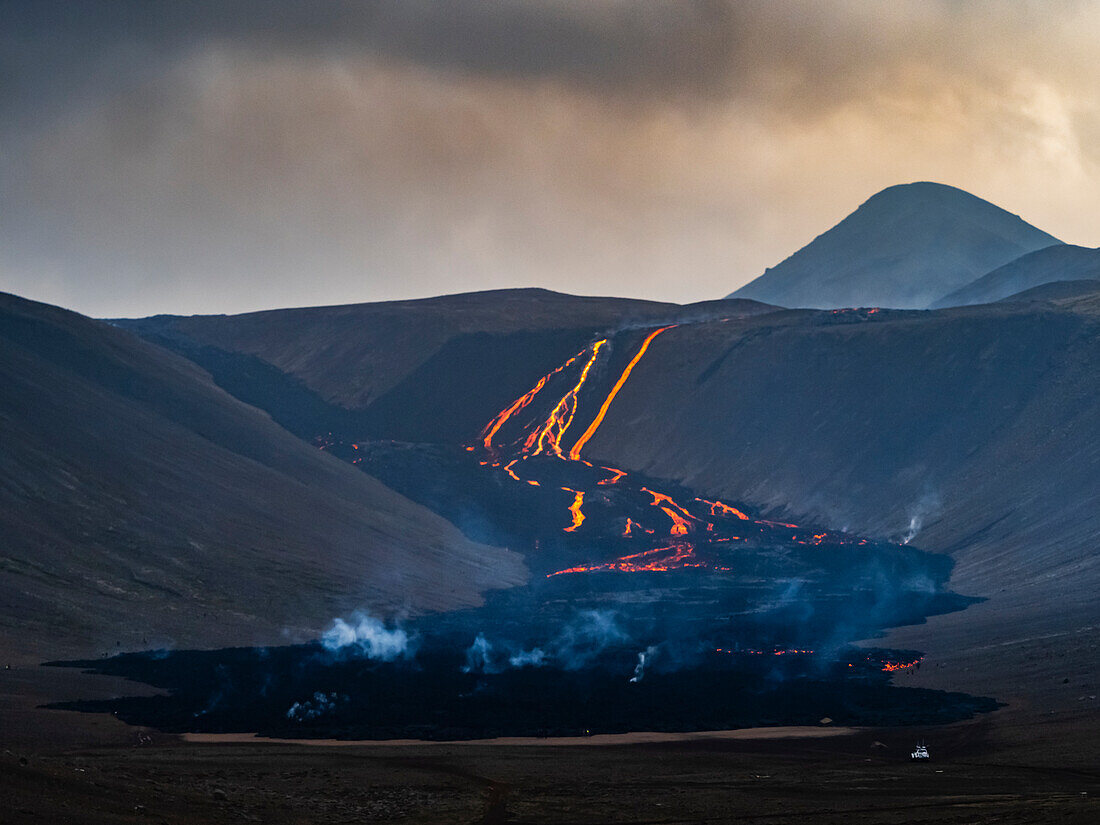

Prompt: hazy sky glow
xmin=2 ymin=0 xmax=1099 ymax=317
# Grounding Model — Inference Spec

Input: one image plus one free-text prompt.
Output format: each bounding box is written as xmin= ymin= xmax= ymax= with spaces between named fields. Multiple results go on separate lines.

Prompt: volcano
xmin=728 ymin=182 xmax=1061 ymax=309
xmin=111 ymin=285 xmax=1100 ymax=731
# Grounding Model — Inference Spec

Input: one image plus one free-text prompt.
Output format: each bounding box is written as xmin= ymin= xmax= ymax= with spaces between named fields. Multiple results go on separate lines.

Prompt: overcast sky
xmin=2 ymin=0 xmax=1098 ymax=317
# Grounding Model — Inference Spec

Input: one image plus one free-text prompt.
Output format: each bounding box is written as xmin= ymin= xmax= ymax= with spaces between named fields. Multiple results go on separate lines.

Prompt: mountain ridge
xmin=931 ymin=243 xmax=1100 ymax=308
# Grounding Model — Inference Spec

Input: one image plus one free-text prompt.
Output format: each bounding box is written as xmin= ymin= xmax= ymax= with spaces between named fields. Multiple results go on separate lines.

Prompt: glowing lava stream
xmin=562 ymin=488 xmax=585 ymax=532
xmin=696 ymin=497 xmax=750 ymax=521
xmin=568 ymin=325 xmax=676 ymax=460
xmin=549 ymin=543 xmax=700 ymax=575
xmin=469 ymin=320 xmax=827 ymax=574
xmin=478 ymin=349 xmax=584 ymax=455
xmin=598 ymin=467 xmax=627 ymax=485
xmin=527 ymin=341 xmax=607 ymax=458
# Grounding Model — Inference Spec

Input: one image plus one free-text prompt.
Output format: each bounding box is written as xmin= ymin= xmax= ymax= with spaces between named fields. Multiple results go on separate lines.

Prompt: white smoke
xmin=286 ymin=691 xmax=345 ymax=721
xmin=629 ymin=645 xmax=659 ymax=683
xmin=508 ymin=648 xmax=547 ymax=668
xmin=321 ymin=612 xmax=410 ymax=660
xmin=460 ymin=610 xmax=627 ymax=674
xmin=902 ymin=516 xmax=920 ymax=545
xmin=554 ymin=609 xmax=627 ymax=670
xmin=462 ymin=633 xmax=496 ymax=674
xmin=901 ymin=490 xmax=942 ymax=545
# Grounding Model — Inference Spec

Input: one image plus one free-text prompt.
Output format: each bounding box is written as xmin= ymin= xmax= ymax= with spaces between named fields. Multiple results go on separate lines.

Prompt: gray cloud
xmin=2 ymin=1 xmax=1098 ymax=316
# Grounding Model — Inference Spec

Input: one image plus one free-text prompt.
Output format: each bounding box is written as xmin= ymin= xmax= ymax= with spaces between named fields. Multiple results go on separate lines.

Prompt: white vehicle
xmin=910 ymin=742 xmax=930 ymax=760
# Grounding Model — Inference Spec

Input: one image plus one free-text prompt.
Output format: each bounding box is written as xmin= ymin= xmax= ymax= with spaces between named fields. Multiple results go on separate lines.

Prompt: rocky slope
xmin=0 ymin=292 xmax=524 ymax=662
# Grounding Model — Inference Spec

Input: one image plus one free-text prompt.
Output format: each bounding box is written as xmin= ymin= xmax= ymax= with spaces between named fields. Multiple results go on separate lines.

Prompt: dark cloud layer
xmin=2 ymin=1 xmax=1098 ymax=316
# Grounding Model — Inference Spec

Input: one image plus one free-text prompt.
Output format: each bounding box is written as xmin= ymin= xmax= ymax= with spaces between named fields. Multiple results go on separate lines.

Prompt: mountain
xmin=0 ymin=292 xmax=524 ymax=662
xmin=931 ymin=244 xmax=1100 ymax=308
xmin=121 ymin=289 xmax=1100 ymax=721
xmin=728 ymin=182 xmax=1062 ymax=309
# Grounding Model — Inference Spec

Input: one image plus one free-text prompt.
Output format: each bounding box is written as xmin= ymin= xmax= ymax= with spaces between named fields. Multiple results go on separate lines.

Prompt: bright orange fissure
xmin=567 ymin=325 xmax=675 ymax=460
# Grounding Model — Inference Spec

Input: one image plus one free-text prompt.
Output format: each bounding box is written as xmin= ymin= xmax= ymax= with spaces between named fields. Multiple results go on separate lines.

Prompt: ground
xmin=2 ymin=666 xmax=1097 ymax=824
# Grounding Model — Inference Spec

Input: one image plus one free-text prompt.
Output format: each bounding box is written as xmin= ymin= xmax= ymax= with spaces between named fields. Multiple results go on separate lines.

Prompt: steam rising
xmin=321 ymin=613 xmax=410 ymax=660
xmin=286 ymin=691 xmax=345 ymax=722
xmin=461 ymin=609 xmax=628 ymax=674
xmin=629 ymin=645 xmax=659 ymax=683
xmin=901 ymin=491 xmax=943 ymax=545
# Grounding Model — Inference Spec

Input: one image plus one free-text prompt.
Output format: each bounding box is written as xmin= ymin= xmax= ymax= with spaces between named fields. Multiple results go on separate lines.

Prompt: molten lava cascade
xmin=598 ymin=467 xmax=627 ymax=485
xmin=548 ymin=543 xmax=700 ymax=576
xmin=568 ymin=325 xmax=675 ymax=460
xmin=526 ymin=340 xmax=606 ymax=458
xmin=478 ymin=350 xmax=583 ymax=456
xmin=461 ymin=320 xmax=875 ymax=577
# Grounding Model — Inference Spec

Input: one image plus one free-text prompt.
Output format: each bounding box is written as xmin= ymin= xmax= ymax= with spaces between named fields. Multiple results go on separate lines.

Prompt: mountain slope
xmin=118 ymin=289 xmax=693 ymax=410
xmin=728 ymin=182 xmax=1062 ymax=309
xmin=931 ymin=244 xmax=1100 ymax=308
xmin=576 ymin=302 xmax=1099 ymax=603
xmin=0 ymin=292 xmax=525 ymax=662
xmin=116 ymin=289 xmax=777 ymax=424
xmin=999 ymin=278 xmax=1100 ymax=303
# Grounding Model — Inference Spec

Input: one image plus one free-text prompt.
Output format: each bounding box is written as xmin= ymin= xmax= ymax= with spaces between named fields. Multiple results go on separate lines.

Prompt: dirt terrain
xmin=2 ymin=686 xmax=1097 ymax=825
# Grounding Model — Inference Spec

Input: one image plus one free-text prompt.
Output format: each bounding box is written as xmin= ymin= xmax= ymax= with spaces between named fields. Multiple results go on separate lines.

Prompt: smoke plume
xmin=321 ymin=612 xmax=411 ymax=660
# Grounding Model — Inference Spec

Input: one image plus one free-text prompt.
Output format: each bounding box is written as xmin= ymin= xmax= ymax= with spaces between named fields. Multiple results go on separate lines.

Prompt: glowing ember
xmin=878 ymin=655 xmax=924 ymax=672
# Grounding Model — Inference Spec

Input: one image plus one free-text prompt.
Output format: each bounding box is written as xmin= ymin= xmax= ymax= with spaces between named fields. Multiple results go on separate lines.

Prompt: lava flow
xmin=465 ymin=322 xmax=888 ymax=578
xmin=567 ymin=325 xmax=675 ymax=460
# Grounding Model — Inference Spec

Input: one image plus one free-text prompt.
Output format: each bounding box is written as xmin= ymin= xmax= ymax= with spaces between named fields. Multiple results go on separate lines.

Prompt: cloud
xmin=2 ymin=2 xmax=1098 ymax=316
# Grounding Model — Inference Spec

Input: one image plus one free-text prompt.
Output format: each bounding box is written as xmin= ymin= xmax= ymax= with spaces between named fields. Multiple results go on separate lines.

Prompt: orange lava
xmin=563 ymin=489 xmax=586 ymax=533
xmin=567 ymin=326 xmax=676 ymax=460
xmin=598 ymin=467 xmax=627 ymax=486
xmin=641 ymin=488 xmax=694 ymax=519
xmin=548 ymin=543 xmax=699 ymax=576
xmin=528 ymin=341 xmax=607 ymax=458
xmin=660 ymin=506 xmax=691 ymax=536
xmin=879 ymin=656 xmax=923 ymax=672
xmin=695 ymin=497 xmax=751 ymax=521
xmin=478 ymin=350 xmax=583 ymax=454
